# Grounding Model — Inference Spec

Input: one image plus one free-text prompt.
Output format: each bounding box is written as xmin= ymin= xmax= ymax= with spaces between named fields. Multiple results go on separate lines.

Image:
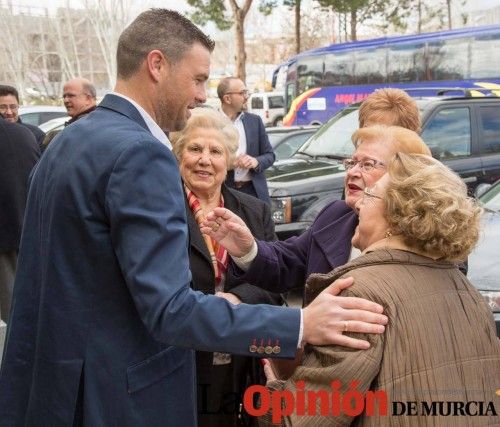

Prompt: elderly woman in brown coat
xmin=259 ymin=146 xmax=500 ymax=426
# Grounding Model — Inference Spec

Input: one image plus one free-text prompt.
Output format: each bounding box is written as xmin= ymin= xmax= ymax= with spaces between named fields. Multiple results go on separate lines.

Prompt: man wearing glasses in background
xmin=218 ymin=77 xmax=274 ymax=204
xmin=42 ymin=78 xmax=97 ymax=151
xmin=0 ymin=85 xmax=45 ymax=148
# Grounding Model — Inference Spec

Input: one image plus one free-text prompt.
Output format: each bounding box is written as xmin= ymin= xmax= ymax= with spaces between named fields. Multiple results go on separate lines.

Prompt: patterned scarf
xmin=185 ymin=186 xmax=228 ymax=291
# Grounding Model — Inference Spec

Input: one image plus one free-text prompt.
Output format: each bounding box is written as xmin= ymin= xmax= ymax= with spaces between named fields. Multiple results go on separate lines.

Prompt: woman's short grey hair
xmin=169 ymin=108 xmax=239 ymax=167
xmin=385 ymin=153 xmax=482 ymax=261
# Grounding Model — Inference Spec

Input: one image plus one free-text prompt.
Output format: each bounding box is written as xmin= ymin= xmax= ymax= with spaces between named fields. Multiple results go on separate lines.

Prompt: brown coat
xmin=261 ymin=249 xmax=500 ymax=426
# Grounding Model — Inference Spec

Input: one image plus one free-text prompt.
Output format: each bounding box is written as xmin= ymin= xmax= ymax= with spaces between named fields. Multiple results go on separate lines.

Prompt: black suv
xmin=266 ymin=94 xmax=500 ymax=239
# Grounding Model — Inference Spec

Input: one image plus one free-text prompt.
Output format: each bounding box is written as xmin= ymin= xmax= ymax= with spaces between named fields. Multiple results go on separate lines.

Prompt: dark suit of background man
xmin=0 ymin=118 xmax=40 ymax=323
xmin=0 ymin=85 xmax=45 ymax=148
xmin=218 ymin=77 xmax=274 ymax=204
xmin=0 ymin=9 xmax=385 ymax=427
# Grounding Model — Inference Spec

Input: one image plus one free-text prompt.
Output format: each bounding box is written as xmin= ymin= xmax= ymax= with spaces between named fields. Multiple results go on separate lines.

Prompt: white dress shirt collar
xmin=110 ymin=92 xmax=172 ymax=150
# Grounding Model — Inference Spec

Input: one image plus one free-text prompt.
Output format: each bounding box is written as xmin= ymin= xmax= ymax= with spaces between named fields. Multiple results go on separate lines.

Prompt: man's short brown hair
xmin=117 ymin=9 xmax=215 ymax=79
xmin=359 ymin=88 xmax=421 ymax=133
xmin=216 ymin=77 xmax=240 ymax=101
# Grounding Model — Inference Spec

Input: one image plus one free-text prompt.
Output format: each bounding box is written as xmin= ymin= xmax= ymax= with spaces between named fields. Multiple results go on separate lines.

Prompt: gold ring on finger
xmin=211 ymin=223 xmax=220 ymax=232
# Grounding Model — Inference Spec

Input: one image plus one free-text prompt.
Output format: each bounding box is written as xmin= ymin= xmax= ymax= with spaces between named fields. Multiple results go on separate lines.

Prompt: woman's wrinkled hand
xmin=201 ymin=208 xmax=255 ymax=257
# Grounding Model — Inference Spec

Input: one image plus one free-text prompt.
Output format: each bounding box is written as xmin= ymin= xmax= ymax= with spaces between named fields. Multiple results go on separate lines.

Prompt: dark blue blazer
xmin=230 ymin=200 xmax=359 ymax=293
xmin=0 ymin=95 xmax=300 ymax=426
xmin=226 ymin=113 xmax=274 ymax=204
xmin=0 ymin=120 xmax=40 ymax=253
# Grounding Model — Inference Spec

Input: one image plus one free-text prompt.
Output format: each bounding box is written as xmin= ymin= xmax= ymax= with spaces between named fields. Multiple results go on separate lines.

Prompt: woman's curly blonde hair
xmin=385 ymin=153 xmax=482 ymax=261
xmin=169 ymin=107 xmax=239 ymax=167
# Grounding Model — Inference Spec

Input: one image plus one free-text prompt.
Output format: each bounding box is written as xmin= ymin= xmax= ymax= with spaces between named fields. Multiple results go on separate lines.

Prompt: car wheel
xmin=273 ymin=116 xmax=283 ymax=127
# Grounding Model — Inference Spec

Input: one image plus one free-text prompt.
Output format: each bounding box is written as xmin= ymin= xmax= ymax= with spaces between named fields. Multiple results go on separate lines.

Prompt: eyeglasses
xmin=363 ymin=187 xmax=383 ymax=201
xmin=225 ymin=90 xmax=249 ymax=97
xmin=0 ymin=104 xmax=19 ymax=112
xmin=343 ymin=158 xmax=386 ymax=173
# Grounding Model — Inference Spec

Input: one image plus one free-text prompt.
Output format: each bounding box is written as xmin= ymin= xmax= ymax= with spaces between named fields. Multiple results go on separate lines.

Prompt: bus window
xmin=388 ymin=43 xmax=426 ymax=83
xmin=297 ymin=55 xmax=323 ymax=94
xmin=323 ymin=52 xmax=354 ymax=86
xmin=421 ymin=107 xmax=471 ymax=159
xmin=471 ymin=34 xmax=500 ymax=79
xmin=427 ymin=38 xmax=469 ymax=81
xmin=354 ymin=48 xmax=386 ymax=84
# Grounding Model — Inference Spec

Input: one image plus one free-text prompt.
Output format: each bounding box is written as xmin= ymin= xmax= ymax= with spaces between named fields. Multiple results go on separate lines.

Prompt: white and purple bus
xmin=274 ymin=25 xmax=500 ymax=126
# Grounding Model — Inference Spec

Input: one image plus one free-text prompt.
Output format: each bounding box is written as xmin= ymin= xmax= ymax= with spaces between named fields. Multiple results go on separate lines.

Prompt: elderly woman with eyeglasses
xmin=203 ymin=125 xmax=430 ymax=322
xmin=258 ymin=152 xmax=500 ymax=426
xmin=202 ymin=89 xmax=429 ymax=309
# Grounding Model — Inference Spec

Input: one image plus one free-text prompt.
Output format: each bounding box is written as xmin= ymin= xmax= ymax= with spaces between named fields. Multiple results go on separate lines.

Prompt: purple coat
xmin=229 ymin=200 xmax=358 ymax=293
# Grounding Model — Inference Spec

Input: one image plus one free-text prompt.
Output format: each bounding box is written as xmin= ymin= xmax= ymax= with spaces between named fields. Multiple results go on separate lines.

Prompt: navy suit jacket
xmin=230 ymin=200 xmax=359 ymax=293
xmin=226 ymin=112 xmax=274 ymax=204
xmin=0 ymin=120 xmax=40 ymax=253
xmin=0 ymin=95 xmax=300 ymax=426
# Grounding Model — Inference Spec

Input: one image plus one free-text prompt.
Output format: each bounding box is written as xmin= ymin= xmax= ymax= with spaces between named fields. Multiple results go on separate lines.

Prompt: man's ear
xmin=146 ymin=50 xmax=166 ymax=83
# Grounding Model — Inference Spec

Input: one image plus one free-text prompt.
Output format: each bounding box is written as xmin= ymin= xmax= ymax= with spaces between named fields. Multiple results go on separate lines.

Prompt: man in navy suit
xmin=0 ymin=118 xmax=40 ymax=324
xmin=0 ymin=9 xmax=387 ymax=426
xmin=218 ymin=77 xmax=274 ymax=204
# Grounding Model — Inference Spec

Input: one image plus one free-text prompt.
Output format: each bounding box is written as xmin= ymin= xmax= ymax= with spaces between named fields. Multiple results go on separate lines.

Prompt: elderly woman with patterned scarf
xmin=170 ymin=107 xmax=284 ymax=427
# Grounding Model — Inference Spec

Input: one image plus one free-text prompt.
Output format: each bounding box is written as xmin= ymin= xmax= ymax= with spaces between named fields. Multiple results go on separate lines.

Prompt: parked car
xmin=468 ymin=179 xmax=500 ymax=337
xmin=39 ymin=116 xmax=69 ymax=134
xmin=248 ymin=91 xmax=285 ymax=127
xmin=18 ymin=105 xmax=67 ymax=127
xmin=267 ymin=126 xmax=318 ymax=161
xmin=266 ymin=94 xmax=500 ymax=239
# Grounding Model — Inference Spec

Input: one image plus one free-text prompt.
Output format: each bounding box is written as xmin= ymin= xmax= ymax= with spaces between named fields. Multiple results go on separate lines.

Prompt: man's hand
xmin=234 ymin=154 xmax=258 ymax=169
xmin=215 ymin=291 xmax=242 ymax=305
xmin=201 ymin=208 xmax=255 ymax=257
xmin=302 ymin=277 xmax=388 ymax=349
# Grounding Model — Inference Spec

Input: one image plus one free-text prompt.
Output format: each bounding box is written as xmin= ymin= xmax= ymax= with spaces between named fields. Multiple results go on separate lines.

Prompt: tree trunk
xmin=229 ymin=0 xmax=252 ymax=83
xmin=350 ymin=7 xmax=357 ymax=41
xmin=417 ymin=0 xmax=422 ymax=34
xmin=447 ymin=0 xmax=452 ymax=29
xmin=295 ymin=0 xmax=301 ymax=54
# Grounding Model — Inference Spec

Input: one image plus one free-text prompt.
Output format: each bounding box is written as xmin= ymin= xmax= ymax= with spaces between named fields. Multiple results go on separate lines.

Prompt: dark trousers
xmin=0 ymin=251 xmax=16 ymax=323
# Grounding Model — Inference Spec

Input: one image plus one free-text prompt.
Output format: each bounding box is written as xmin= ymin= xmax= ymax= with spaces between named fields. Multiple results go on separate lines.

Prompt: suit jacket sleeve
xmin=227 ymin=199 xmax=283 ymax=305
xmin=105 ymin=140 xmax=300 ymax=357
xmin=253 ymin=116 xmax=275 ymax=173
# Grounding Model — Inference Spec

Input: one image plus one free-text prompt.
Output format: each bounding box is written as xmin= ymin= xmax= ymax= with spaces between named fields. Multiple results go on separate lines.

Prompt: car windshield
xmin=297 ymin=106 xmax=359 ymax=159
xmin=479 ymin=182 xmax=500 ymax=212
xmin=296 ymin=99 xmax=431 ymax=160
xmin=267 ymin=132 xmax=285 ymax=148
